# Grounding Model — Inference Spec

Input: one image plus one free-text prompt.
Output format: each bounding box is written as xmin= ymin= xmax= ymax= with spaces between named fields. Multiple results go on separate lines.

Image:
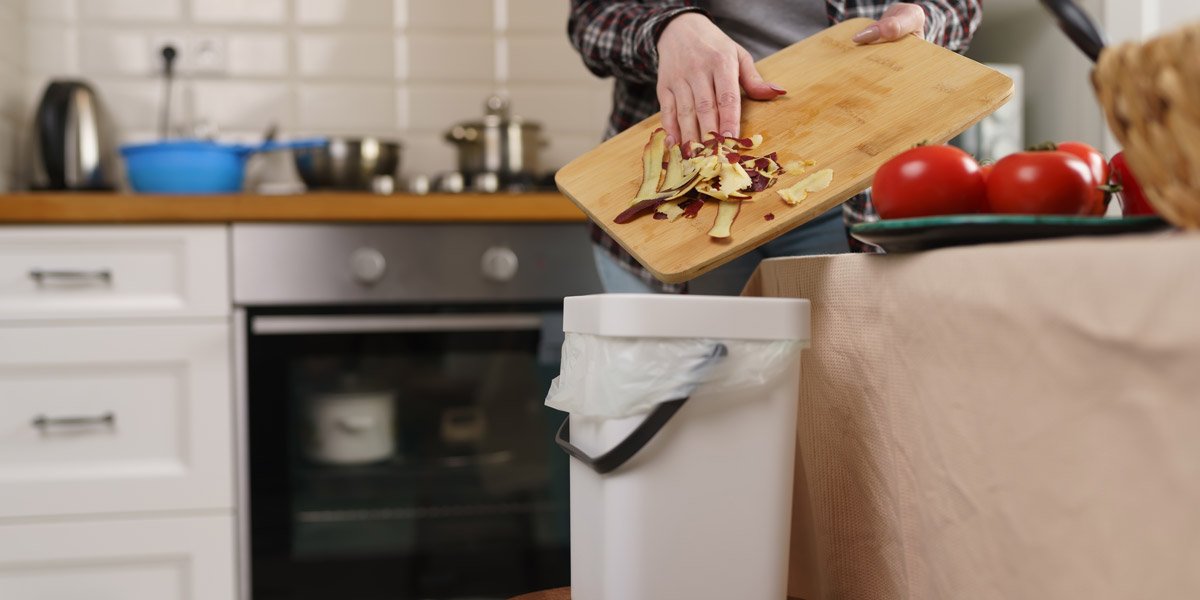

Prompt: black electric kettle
xmin=30 ymin=79 xmax=117 ymax=190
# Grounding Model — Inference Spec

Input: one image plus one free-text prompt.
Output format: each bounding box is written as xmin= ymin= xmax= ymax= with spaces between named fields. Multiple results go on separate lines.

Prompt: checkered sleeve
xmin=828 ymin=0 xmax=983 ymax=53
xmin=568 ymin=0 xmax=706 ymax=85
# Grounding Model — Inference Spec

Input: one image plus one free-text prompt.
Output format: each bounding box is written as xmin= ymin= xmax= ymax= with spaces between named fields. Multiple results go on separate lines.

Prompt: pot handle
xmin=238 ymin=137 xmax=329 ymax=156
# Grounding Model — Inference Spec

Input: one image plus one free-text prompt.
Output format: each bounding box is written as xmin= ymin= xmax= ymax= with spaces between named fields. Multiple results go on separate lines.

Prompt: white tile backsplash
xmin=80 ymin=0 xmax=181 ymax=22
xmin=298 ymin=34 xmax=394 ymax=80
xmin=26 ymin=0 xmax=74 ymax=21
xmin=79 ymin=29 xmax=151 ymax=76
xmin=408 ymin=0 xmax=494 ymax=31
xmin=407 ymin=34 xmax=494 ymax=82
xmin=507 ymin=83 xmax=611 ymax=135
xmin=227 ymin=34 xmax=289 ymax=76
xmin=407 ymin=83 xmax=497 ymax=133
xmin=507 ymin=0 xmax=569 ymax=33
xmin=192 ymin=81 xmax=292 ymax=130
xmin=13 ymin=0 xmax=608 ymax=179
xmin=297 ymin=83 xmax=396 ymax=132
xmin=90 ymin=79 xmax=166 ymax=132
xmin=297 ymin=0 xmax=392 ymax=27
xmin=191 ymin=0 xmax=285 ymax=24
xmin=26 ymin=23 xmax=78 ymax=75
xmin=400 ymin=131 xmax=457 ymax=178
xmin=507 ymin=34 xmax=597 ymax=83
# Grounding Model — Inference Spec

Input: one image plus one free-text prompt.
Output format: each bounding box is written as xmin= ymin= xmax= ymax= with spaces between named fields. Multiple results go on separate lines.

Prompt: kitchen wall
xmin=23 ymin=0 xmax=612 ymax=184
xmin=968 ymin=0 xmax=1200 ymax=156
xmin=0 ymin=0 xmax=25 ymax=191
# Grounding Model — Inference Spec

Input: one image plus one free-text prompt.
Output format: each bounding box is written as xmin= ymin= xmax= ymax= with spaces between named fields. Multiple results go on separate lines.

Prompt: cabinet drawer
xmin=0 ymin=514 xmax=235 ymax=600
xmin=0 ymin=226 xmax=229 ymax=320
xmin=0 ymin=323 xmax=233 ymax=518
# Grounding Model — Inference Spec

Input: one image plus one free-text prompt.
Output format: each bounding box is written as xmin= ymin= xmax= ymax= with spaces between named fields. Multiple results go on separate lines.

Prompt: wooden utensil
xmin=555 ymin=18 xmax=1014 ymax=284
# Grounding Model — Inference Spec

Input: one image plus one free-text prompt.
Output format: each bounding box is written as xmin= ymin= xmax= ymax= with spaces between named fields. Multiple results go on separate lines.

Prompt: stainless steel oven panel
xmin=231 ymin=223 xmax=602 ymax=305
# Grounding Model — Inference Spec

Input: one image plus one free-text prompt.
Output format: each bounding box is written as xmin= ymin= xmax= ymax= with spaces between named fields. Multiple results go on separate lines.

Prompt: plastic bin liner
xmin=545 ymin=333 xmax=804 ymax=419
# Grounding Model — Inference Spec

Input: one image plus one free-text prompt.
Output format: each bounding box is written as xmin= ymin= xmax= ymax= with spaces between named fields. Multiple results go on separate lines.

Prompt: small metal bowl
xmin=293 ymin=137 xmax=401 ymax=191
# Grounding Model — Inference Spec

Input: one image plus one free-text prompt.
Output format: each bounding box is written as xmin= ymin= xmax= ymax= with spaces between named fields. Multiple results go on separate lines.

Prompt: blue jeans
xmin=593 ymin=206 xmax=849 ymax=295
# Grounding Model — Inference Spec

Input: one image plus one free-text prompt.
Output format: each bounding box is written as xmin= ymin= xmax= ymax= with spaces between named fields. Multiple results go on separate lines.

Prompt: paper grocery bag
xmin=746 ymin=233 xmax=1200 ymax=599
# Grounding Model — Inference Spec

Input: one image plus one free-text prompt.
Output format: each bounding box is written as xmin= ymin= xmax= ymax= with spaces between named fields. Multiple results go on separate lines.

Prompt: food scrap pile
xmin=614 ymin=128 xmax=834 ymax=239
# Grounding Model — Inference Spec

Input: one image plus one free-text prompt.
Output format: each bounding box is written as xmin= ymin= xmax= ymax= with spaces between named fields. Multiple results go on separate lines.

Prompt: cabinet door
xmin=0 ymin=515 xmax=236 ymax=600
xmin=0 ymin=226 xmax=229 ymax=321
xmin=0 ymin=322 xmax=233 ymax=518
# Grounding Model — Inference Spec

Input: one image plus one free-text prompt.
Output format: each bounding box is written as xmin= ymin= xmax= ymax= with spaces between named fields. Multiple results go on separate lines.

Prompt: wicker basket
xmin=1093 ymin=21 xmax=1200 ymax=228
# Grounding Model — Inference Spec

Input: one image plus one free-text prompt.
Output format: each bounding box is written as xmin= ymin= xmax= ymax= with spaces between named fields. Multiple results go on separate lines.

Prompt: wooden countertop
xmin=0 ymin=192 xmax=588 ymax=223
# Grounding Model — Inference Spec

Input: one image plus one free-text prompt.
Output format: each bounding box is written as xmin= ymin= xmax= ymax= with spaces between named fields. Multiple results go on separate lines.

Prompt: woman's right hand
xmin=656 ymin=13 xmax=786 ymax=145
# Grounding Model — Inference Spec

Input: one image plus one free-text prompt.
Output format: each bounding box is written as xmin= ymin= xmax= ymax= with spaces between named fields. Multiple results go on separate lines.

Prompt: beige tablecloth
xmin=746 ymin=232 xmax=1200 ymax=600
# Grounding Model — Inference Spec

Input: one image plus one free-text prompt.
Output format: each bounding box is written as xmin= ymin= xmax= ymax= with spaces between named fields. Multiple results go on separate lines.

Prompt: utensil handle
xmin=1039 ymin=0 xmax=1107 ymax=62
xmin=254 ymin=138 xmax=329 ymax=154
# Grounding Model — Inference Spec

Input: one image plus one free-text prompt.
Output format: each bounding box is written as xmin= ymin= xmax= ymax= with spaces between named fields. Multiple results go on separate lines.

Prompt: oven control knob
xmin=481 ymin=246 xmax=519 ymax=282
xmin=350 ymin=247 xmax=387 ymax=285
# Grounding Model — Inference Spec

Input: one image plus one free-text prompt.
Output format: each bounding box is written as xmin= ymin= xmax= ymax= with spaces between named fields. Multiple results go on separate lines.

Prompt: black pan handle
xmin=1039 ymin=0 xmax=1107 ymax=63
xmin=555 ymin=343 xmax=727 ymax=475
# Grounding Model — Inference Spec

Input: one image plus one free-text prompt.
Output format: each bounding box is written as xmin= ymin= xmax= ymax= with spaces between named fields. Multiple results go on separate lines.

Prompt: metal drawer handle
xmin=32 ymin=412 xmax=116 ymax=429
xmin=29 ymin=269 xmax=113 ymax=285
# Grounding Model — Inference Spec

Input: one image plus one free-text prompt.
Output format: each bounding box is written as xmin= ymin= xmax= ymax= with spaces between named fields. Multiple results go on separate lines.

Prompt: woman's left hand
xmin=853 ymin=3 xmax=927 ymax=44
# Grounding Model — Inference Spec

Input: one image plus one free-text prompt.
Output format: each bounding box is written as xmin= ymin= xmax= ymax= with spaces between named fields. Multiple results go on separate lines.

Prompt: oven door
xmin=244 ymin=306 xmax=569 ymax=600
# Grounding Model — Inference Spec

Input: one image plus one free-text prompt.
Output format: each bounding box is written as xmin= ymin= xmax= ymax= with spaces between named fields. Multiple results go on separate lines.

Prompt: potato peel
xmin=619 ymin=130 xmax=809 ymax=240
xmin=778 ymin=168 xmax=835 ymax=206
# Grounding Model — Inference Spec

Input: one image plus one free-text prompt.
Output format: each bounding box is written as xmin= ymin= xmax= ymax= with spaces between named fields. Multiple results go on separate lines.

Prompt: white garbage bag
xmin=545 ymin=333 xmax=804 ymax=419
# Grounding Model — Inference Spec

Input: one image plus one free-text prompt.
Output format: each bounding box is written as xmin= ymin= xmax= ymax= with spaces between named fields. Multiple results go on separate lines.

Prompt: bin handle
xmin=555 ymin=343 xmax=727 ymax=475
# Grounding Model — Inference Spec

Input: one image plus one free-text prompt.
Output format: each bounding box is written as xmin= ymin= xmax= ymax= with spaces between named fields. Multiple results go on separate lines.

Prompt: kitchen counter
xmin=0 ymin=192 xmax=587 ymax=223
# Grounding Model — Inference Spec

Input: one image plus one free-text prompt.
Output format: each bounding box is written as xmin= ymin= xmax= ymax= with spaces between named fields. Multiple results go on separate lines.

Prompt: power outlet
xmin=150 ymin=34 xmax=228 ymax=77
xmin=189 ymin=35 xmax=228 ymax=76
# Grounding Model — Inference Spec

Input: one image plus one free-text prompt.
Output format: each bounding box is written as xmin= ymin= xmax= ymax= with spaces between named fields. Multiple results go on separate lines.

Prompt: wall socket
xmin=150 ymin=34 xmax=228 ymax=76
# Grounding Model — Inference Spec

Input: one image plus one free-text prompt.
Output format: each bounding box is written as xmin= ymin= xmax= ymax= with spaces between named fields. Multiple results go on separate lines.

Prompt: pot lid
xmin=449 ymin=95 xmax=542 ymax=138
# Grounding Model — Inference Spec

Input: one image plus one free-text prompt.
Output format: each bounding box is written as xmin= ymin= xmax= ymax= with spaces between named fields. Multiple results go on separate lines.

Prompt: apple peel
xmin=633 ymin=128 xmax=668 ymax=204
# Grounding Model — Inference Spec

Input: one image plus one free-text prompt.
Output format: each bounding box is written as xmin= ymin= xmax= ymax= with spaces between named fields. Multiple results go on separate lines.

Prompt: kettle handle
xmin=36 ymin=81 xmax=77 ymax=189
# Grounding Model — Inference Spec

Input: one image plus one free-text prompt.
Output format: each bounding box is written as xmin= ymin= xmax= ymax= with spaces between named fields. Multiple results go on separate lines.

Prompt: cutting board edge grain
xmin=556 ymin=18 xmax=1015 ymax=284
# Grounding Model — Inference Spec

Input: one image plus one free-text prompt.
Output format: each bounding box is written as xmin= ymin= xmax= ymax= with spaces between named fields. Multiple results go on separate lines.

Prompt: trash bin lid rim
xmin=562 ymin=294 xmax=811 ymax=342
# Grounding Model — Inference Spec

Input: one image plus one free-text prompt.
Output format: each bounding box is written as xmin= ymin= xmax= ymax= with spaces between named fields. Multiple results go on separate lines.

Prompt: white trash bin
xmin=546 ymin=294 xmax=810 ymax=600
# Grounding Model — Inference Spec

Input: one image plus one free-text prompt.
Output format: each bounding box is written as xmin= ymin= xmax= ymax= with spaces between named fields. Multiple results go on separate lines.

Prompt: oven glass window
xmin=247 ymin=307 xmax=569 ymax=599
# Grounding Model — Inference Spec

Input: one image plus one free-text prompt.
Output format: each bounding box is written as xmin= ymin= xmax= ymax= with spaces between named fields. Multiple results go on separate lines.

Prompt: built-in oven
xmin=232 ymin=223 xmax=602 ymax=599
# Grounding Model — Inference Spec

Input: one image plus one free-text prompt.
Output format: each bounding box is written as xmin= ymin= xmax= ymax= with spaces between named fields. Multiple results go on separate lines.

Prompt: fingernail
xmin=721 ymin=131 xmax=734 ymax=138
xmin=665 ymin=134 xmax=676 ymax=146
xmin=853 ymin=26 xmax=880 ymax=44
xmin=768 ymin=83 xmax=787 ymax=94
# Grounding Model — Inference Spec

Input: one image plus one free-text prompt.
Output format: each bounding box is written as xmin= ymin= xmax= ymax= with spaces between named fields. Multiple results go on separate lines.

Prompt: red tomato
xmin=980 ymin=162 xmax=994 ymax=183
xmin=1110 ymin=151 xmax=1158 ymax=216
xmin=1056 ymin=141 xmax=1109 ymax=215
xmin=987 ymin=151 xmax=1096 ymax=215
xmin=872 ymin=145 xmax=987 ymax=219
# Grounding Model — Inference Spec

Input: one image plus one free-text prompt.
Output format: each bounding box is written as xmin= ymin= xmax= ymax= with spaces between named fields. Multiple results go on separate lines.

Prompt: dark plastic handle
xmin=556 ymin=397 xmax=688 ymax=475
xmin=555 ymin=343 xmax=727 ymax=475
xmin=1039 ymin=0 xmax=1107 ymax=63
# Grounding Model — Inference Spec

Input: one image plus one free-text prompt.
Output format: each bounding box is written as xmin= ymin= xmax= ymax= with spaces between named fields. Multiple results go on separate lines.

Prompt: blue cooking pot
xmin=120 ymin=138 xmax=327 ymax=194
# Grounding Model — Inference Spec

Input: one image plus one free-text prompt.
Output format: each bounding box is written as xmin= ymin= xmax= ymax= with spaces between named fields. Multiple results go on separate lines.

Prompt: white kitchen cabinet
xmin=0 ymin=226 xmax=229 ymax=321
xmin=0 ymin=321 xmax=233 ymax=519
xmin=0 ymin=224 xmax=237 ymax=600
xmin=0 ymin=514 xmax=236 ymax=600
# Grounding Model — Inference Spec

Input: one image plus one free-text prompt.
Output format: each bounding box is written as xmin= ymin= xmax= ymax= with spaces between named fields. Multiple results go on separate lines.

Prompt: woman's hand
xmin=656 ymin=13 xmax=785 ymax=145
xmin=853 ymin=3 xmax=927 ymax=44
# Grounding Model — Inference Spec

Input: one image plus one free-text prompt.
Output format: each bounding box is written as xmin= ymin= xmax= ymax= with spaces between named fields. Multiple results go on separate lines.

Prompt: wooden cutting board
xmin=555 ymin=18 xmax=1014 ymax=284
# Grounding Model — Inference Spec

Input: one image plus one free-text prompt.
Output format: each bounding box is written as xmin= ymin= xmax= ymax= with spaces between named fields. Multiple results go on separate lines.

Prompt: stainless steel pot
xmin=293 ymin=137 xmax=401 ymax=191
xmin=445 ymin=96 xmax=545 ymax=180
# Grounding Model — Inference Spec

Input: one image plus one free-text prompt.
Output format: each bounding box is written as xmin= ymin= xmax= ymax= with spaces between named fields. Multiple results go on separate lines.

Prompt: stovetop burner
xmin=408 ymin=171 xmax=559 ymax=195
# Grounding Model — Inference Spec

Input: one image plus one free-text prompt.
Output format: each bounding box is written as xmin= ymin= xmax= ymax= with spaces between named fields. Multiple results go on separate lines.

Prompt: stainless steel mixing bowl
xmin=292 ymin=137 xmax=401 ymax=190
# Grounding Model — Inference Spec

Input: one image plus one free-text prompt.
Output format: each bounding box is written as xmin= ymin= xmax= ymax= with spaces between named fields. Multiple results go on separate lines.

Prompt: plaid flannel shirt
xmin=568 ymin=0 xmax=982 ymax=292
